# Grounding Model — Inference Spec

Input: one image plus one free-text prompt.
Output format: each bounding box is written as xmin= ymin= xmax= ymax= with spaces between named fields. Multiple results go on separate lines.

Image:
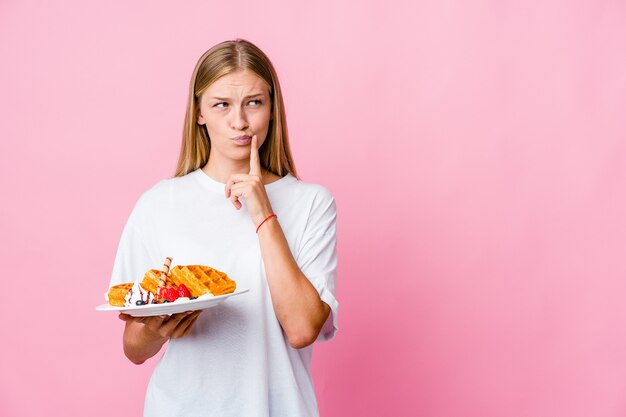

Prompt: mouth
xmin=232 ymin=135 xmax=252 ymax=145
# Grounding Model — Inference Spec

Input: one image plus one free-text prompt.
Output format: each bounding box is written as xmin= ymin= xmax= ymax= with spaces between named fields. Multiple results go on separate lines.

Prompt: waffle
xmin=107 ymin=283 xmax=133 ymax=307
xmin=197 ymin=265 xmax=236 ymax=296
xmin=108 ymin=264 xmax=236 ymax=306
xmin=170 ymin=265 xmax=236 ymax=297
xmin=140 ymin=269 xmax=176 ymax=295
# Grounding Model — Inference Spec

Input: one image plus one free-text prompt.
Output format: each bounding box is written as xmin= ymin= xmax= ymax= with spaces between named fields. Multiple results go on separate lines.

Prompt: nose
xmin=230 ymin=107 xmax=249 ymax=131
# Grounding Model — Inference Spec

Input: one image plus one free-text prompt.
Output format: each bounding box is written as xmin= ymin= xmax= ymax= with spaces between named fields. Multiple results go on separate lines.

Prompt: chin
xmin=227 ymin=147 xmax=253 ymax=161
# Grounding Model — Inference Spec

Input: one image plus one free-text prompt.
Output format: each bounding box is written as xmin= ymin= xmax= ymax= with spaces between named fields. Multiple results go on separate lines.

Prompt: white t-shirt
xmin=109 ymin=168 xmax=339 ymax=417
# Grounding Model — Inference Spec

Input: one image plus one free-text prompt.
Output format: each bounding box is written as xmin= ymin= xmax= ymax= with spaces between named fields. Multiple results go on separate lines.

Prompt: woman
xmin=109 ymin=39 xmax=338 ymax=417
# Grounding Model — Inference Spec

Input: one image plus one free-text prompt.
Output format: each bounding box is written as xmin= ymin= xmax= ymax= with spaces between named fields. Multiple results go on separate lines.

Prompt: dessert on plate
xmin=106 ymin=257 xmax=236 ymax=307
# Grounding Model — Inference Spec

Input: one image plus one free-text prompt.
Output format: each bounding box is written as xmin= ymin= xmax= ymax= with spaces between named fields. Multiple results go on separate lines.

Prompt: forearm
xmin=257 ymin=218 xmax=330 ymax=349
xmin=123 ymin=321 xmax=168 ymax=364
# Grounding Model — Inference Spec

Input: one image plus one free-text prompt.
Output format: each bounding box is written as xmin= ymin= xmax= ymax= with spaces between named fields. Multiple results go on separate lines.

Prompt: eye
xmin=213 ymin=102 xmax=228 ymax=108
xmin=248 ymin=99 xmax=262 ymax=106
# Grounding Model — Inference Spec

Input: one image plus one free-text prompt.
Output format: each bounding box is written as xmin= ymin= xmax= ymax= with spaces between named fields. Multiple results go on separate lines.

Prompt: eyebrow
xmin=209 ymin=93 xmax=265 ymax=101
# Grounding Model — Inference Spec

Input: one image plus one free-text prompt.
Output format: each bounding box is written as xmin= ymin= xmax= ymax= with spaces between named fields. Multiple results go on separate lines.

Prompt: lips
xmin=232 ymin=135 xmax=252 ymax=145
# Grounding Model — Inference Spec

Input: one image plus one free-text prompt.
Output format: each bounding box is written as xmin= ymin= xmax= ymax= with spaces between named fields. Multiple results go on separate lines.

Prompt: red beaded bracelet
xmin=256 ymin=214 xmax=277 ymax=233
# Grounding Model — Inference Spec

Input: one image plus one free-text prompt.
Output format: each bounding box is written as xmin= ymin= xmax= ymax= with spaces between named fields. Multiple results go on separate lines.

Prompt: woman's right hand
xmin=119 ymin=311 xmax=202 ymax=364
xmin=121 ymin=311 xmax=202 ymax=339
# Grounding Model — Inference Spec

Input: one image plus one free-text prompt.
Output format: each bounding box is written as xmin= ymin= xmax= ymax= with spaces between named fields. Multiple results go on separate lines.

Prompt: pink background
xmin=1 ymin=1 xmax=625 ymax=416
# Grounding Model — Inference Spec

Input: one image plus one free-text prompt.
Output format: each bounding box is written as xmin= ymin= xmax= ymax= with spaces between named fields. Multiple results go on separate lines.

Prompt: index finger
xmin=249 ymin=135 xmax=261 ymax=176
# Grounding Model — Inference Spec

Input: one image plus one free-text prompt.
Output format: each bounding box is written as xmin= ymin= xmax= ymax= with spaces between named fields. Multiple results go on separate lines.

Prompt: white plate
xmin=96 ymin=287 xmax=249 ymax=317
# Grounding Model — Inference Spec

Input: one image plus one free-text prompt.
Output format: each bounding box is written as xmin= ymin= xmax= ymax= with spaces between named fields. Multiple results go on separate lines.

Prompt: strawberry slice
xmin=160 ymin=285 xmax=179 ymax=302
xmin=178 ymin=284 xmax=191 ymax=298
xmin=167 ymin=286 xmax=179 ymax=302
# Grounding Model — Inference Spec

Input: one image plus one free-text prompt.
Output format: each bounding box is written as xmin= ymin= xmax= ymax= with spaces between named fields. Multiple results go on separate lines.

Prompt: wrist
xmin=256 ymin=213 xmax=278 ymax=233
xmin=123 ymin=322 xmax=167 ymax=364
xmin=142 ymin=324 xmax=167 ymax=342
xmin=252 ymin=207 xmax=275 ymax=228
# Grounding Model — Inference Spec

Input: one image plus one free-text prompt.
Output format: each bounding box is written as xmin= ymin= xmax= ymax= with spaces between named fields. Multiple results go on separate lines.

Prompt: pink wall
xmin=1 ymin=1 xmax=625 ymax=416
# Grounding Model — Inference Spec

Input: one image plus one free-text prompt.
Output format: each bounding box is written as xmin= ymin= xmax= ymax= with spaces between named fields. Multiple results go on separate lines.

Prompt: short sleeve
xmin=109 ymin=222 xmax=158 ymax=287
xmin=296 ymin=188 xmax=339 ymax=342
xmin=107 ymin=194 xmax=161 ymax=301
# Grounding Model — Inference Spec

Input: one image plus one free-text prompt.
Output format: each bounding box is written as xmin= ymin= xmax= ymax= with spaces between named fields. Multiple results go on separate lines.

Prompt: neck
xmin=202 ymin=155 xmax=250 ymax=184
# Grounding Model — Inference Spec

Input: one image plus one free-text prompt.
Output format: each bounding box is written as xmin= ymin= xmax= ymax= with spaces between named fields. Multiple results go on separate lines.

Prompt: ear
xmin=197 ymin=109 xmax=205 ymax=125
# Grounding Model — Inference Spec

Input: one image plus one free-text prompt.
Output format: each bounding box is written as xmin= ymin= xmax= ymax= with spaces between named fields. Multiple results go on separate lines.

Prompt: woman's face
xmin=198 ymin=69 xmax=272 ymax=164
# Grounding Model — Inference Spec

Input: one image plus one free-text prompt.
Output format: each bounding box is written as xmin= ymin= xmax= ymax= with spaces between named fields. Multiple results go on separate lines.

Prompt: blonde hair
xmin=175 ymin=39 xmax=297 ymax=178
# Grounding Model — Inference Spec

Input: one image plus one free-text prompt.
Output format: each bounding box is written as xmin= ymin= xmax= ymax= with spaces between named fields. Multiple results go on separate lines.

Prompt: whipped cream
xmin=198 ymin=292 xmax=215 ymax=300
xmin=124 ymin=281 xmax=154 ymax=306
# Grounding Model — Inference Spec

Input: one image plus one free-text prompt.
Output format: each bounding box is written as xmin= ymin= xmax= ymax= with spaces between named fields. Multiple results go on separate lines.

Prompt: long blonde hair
xmin=175 ymin=39 xmax=297 ymax=178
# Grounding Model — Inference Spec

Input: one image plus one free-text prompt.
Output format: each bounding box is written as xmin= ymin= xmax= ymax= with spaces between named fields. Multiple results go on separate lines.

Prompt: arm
xmin=225 ymin=135 xmax=333 ymax=349
xmin=257 ymin=218 xmax=331 ymax=349
xmin=119 ymin=311 xmax=202 ymax=364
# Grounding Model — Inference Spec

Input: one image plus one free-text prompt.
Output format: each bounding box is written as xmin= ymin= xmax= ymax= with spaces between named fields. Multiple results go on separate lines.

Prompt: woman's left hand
xmin=225 ymin=135 xmax=274 ymax=227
